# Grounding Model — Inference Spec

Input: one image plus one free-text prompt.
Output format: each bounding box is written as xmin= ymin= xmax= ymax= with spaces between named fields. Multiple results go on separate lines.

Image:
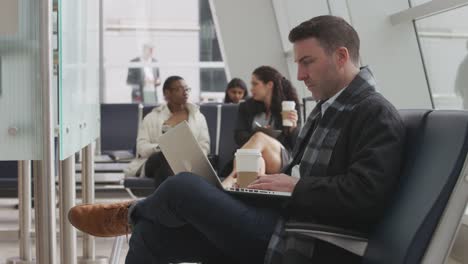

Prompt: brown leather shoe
xmin=68 ymin=200 xmax=134 ymax=237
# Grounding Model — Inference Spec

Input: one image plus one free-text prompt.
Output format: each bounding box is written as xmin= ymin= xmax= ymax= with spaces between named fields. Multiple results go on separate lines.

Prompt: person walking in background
xmin=127 ymin=43 xmax=161 ymax=104
xmin=224 ymin=77 xmax=248 ymax=103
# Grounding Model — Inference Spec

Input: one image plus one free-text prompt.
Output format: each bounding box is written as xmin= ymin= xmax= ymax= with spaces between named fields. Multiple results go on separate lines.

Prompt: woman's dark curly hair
xmin=252 ymin=66 xmax=300 ymax=120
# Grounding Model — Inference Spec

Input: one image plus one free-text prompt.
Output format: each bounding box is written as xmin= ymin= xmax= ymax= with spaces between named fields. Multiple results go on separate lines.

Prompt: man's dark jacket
xmin=267 ymin=67 xmax=406 ymax=263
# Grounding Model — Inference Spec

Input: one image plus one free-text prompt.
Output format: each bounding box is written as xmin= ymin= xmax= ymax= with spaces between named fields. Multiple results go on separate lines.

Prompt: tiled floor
xmin=0 ymin=197 xmax=129 ymax=264
xmin=1 ymin=196 xmax=467 ymax=264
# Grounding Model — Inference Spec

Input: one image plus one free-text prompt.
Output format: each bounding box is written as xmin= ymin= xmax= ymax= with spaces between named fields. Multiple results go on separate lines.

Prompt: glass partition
xmin=0 ymin=0 xmax=43 ymax=160
xmin=58 ymin=0 xmax=100 ymax=160
xmin=414 ymin=5 xmax=468 ymax=109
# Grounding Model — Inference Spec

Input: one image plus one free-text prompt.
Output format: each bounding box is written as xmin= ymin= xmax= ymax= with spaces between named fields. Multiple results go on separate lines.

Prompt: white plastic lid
xmin=235 ymin=149 xmax=261 ymax=156
xmin=282 ymin=101 xmax=296 ymax=109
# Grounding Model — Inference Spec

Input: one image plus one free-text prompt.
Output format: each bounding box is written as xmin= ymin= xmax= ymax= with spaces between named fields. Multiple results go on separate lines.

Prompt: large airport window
xmin=199 ymin=0 xmax=227 ymax=100
xmin=200 ymin=68 xmax=227 ymax=93
xmin=414 ymin=5 xmax=468 ymax=109
xmin=101 ymin=0 xmax=227 ymax=104
xmin=199 ymin=0 xmax=222 ymax=62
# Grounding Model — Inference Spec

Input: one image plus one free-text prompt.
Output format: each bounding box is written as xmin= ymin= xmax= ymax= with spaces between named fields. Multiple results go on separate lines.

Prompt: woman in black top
xmin=236 ymin=66 xmax=301 ymax=149
xmin=224 ymin=78 xmax=248 ymax=104
xmin=221 ymin=66 xmax=301 ymax=180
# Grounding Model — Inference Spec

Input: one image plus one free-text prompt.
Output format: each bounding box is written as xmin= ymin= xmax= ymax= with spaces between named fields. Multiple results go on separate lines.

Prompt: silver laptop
xmin=158 ymin=121 xmax=291 ymax=197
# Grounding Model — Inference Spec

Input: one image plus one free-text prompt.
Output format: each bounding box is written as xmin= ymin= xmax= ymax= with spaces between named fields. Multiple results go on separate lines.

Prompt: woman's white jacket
xmin=124 ymin=103 xmax=210 ymax=177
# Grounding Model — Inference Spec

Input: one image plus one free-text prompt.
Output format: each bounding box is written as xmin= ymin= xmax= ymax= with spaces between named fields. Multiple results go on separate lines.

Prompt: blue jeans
xmin=125 ymin=172 xmax=281 ymax=264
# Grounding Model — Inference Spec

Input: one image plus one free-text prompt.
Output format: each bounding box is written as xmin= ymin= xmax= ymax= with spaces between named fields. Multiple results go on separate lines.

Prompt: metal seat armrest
xmin=285 ymin=221 xmax=368 ymax=256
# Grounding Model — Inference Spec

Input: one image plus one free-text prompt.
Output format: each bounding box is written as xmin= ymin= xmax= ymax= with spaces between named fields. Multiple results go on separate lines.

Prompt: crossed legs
xmin=126 ymin=172 xmax=281 ymax=264
xmin=228 ymin=132 xmax=285 ymax=181
xmin=69 ymin=133 xmax=285 ymax=263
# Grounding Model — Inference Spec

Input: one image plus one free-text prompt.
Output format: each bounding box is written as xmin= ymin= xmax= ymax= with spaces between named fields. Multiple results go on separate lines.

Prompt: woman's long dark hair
xmin=224 ymin=78 xmax=248 ymax=103
xmin=252 ymin=66 xmax=300 ymax=124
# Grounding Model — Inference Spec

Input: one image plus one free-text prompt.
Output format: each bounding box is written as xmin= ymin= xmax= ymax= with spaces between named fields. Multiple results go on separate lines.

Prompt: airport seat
xmin=121 ymin=104 xmax=159 ymax=196
xmin=123 ymin=176 xmax=155 ymax=197
xmin=284 ymin=109 xmax=468 ymax=263
xmin=100 ymin=103 xmax=140 ymax=158
xmin=79 ymin=103 xmax=140 ymax=173
xmin=142 ymin=104 xmax=157 ymax=119
xmin=218 ymin=104 xmax=239 ymax=173
xmin=0 ymin=161 xmax=18 ymax=197
xmin=74 ymin=104 xmax=141 ymax=189
xmin=200 ymin=103 xmax=222 ymax=168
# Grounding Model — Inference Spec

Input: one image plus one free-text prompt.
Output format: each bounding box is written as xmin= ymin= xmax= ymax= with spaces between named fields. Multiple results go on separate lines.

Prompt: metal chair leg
xmin=109 ymin=236 xmax=125 ymax=264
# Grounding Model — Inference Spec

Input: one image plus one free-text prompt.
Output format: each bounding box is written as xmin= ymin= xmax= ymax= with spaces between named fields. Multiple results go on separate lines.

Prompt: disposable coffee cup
xmin=235 ymin=149 xmax=262 ymax=188
xmin=282 ymin=101 xmax=296 ymax=127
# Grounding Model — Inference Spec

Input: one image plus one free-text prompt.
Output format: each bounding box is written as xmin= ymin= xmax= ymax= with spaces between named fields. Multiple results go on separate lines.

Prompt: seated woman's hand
xmin=281 ymin=110 xmax=298 ymax=131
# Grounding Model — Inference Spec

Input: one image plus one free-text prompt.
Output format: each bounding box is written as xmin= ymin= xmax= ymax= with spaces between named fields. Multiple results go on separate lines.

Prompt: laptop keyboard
xmin=229 ymin=187 xmax=268 ymax=193
xmin=227 ymin=187 xmax=291 ymax=196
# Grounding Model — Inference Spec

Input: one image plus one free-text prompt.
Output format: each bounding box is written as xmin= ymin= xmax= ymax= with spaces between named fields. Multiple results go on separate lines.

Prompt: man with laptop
xmin=69 ymin=16 xmax=405 ymax=264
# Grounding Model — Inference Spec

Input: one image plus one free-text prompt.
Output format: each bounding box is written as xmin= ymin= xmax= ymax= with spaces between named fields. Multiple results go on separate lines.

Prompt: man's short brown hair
xmin=289 ymin=15 xmax=360 ymax=66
